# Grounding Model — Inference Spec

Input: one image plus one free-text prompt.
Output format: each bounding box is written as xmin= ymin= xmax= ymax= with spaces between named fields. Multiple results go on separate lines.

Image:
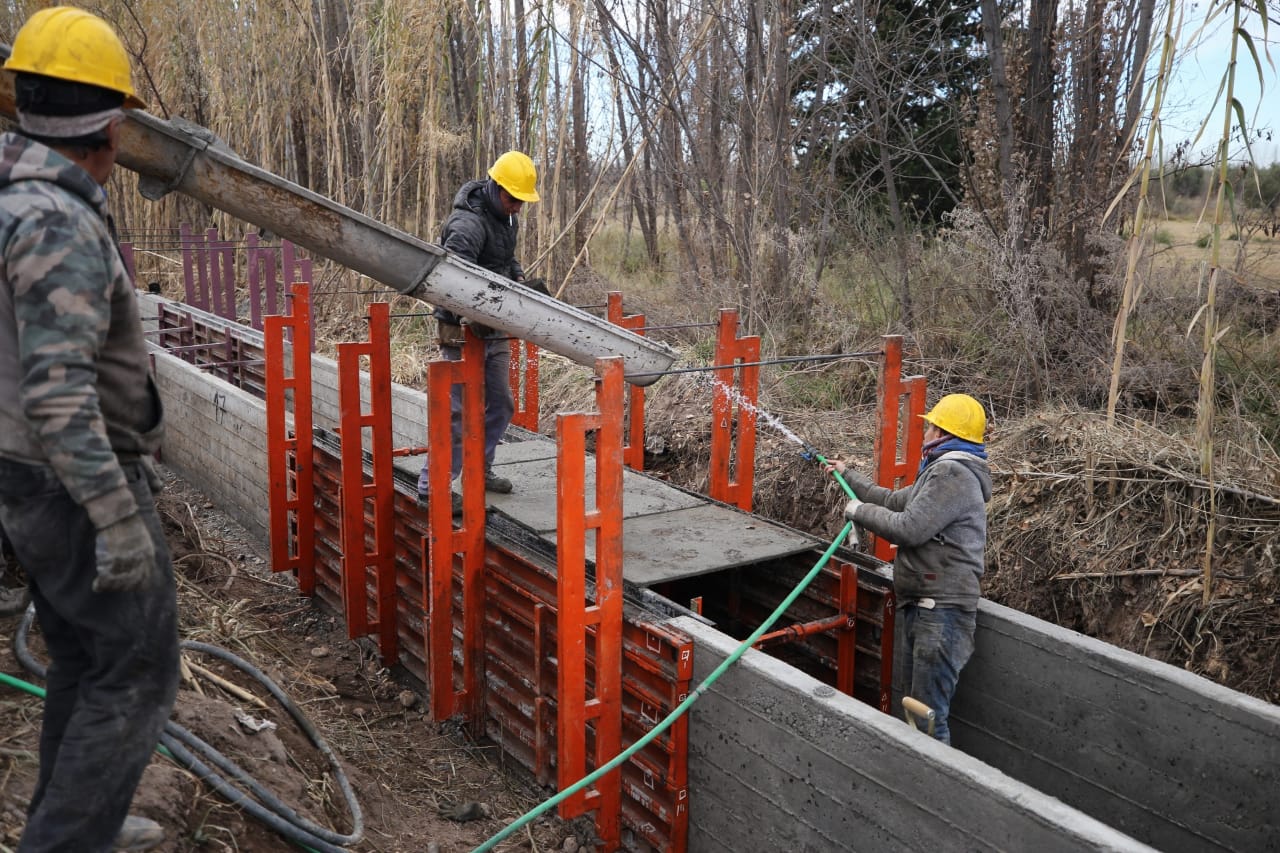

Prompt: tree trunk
xmin=980 ymin=0 xmax=1015 ymax=194
xmin=1023 ymin=0 xmax=1058 ymax=238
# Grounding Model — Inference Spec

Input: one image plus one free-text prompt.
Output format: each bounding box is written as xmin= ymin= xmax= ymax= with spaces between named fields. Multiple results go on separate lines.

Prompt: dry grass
xmin=1151 ymin=218 xmax=1280 ymax=289
xmin=984 ymin=407 xmax=1280 ymax=701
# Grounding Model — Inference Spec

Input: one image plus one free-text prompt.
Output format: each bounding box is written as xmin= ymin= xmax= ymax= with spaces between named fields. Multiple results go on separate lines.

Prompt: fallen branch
xmin=184 ymin=658 xmax=271 ymax=711
xmin=1053 ymin=568 xmax=1200 ymax=580
xmin=1054 ymin=568 xmax=1243 ymax=581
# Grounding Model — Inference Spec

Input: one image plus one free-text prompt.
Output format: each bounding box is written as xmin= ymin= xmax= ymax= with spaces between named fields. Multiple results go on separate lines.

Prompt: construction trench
xmin=1 ymin=82 xmax=1276 ymax=850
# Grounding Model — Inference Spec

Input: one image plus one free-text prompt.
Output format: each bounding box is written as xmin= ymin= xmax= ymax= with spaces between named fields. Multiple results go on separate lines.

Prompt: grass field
xmin=1153 ymin=217 xmax=1280 ymax=290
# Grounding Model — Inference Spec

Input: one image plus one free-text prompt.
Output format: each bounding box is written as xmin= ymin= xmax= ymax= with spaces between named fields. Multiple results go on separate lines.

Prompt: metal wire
xmin=626 ymin=350 xmax=883 ymax=380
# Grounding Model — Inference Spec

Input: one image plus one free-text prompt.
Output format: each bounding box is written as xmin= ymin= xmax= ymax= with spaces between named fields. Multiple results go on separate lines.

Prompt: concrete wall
xmin=152 ymin=353 xmax=272 ymax=542
xmin=672 ymin=616 xmax=1153 ymax=853
xmin=140 ymin=294 xmax=428 ymax=452
xmin=951 ymin=600 xmax=1280 ymax=852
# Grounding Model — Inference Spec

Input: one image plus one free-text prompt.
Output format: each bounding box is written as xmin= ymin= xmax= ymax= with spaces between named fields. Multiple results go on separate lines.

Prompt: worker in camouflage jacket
xmin=420 ymin=150 xmax=544 ymax=505
xmin=0 ymin=8 xmax=178 ymax=852
xmin=827 ymin=394 xmax=991 ymax=744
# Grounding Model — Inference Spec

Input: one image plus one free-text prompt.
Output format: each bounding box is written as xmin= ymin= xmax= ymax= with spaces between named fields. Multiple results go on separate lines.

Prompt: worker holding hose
xmin=0 ymin=7 xmax=179 ymax=851
xmin=419 ymin=150 xmax=544 ymax=510
xmin=826 ymin=394 xmax=991 ymax=745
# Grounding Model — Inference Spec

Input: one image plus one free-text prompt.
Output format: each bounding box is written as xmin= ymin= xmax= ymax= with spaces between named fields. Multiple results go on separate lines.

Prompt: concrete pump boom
xmin=0 ymin=56 xmax=676 ymax=385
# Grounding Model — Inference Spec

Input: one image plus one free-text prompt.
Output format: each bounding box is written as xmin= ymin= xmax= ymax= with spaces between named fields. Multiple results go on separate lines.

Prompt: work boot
xmin=484 ymin=467 xmax=513 ymax=494
xmin=418 ymin=490 xmax=464 ymax=516
xmin=113 ymin=815 xmax=164 ymax=852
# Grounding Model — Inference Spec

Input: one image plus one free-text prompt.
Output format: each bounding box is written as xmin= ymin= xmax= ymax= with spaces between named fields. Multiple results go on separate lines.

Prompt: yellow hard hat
xmin=4 ymin=6 xmax=146 ymax=110
xmin=922 ymin=393 xmax=986 ymax=443
xmin=488 ymin=151 xmax=540 ymax=202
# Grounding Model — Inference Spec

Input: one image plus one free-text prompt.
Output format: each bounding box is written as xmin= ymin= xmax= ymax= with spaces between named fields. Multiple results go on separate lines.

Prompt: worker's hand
xmin=824 ymin=459 xmax=848 ymax=475
xmin=141 ymin=456 xmax=164 ymax=495
xmin=93 ymin=514 xmax=158 ymax=594
xmin=843 ymin=498 xmax=861 ymax=521
xmin=522 ymin=277 xmax=550 ymax=296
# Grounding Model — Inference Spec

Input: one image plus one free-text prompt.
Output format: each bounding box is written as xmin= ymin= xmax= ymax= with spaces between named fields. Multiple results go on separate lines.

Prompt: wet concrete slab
xmin=396 ymin=435 xmax=821 ymax=585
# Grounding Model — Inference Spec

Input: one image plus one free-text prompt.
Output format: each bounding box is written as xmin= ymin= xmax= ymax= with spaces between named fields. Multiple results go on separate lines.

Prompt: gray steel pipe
xmin=0 ymin=59 xmax=676 ymax=384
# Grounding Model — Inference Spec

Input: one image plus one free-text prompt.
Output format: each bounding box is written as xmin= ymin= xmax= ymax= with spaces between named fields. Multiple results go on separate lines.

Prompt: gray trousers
xmin=0 ymin=458 xmax=179 ymax=853
xmin=418 ymin=338 xmax=514 ymax=492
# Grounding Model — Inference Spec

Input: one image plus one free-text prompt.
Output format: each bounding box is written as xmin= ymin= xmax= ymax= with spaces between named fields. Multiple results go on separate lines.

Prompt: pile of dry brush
xmin=984 ymin=408 xmax=1280 ymax=703
xmin=546 ymin=354 xmax=1280 ymax=704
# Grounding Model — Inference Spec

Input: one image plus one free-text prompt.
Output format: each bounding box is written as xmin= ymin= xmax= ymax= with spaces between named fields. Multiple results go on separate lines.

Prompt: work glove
xmin=141 ymin=455 xmax=164 ymax=495
xmin=843 ymin=498 xmax=862 ymax=522
xmin=93 ymin=513 xmax=158 ymax=594
xmin=522 ymin=277 xmax=549 ymax=296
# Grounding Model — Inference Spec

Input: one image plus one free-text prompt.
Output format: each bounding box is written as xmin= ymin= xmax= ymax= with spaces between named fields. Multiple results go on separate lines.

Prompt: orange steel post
xmin=509 ymin=337 xmax=540 ymax=431
xmin=707 ymin=309 xmax=760 ymax=510
xmin=556 ymin=357 xmax=625 ymax=851
xmin=426 ymin=330 xmax=488 ymax=723
xmin=264 ymin=283 xmax=315 ymax=594
xmin=606 ymin=292 xmax=647 ymax=471
xmin=335 ymin=302 xmax=398 ymax=663
xmin=836 ymin=561 xmax=858 ymax=696
xmin=870 ymin=335 xmax=926 ymax=561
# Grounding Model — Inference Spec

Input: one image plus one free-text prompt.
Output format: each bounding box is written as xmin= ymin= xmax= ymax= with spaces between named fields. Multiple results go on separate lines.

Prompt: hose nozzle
xmin=800 ymin=443 xmax=822 ymax=463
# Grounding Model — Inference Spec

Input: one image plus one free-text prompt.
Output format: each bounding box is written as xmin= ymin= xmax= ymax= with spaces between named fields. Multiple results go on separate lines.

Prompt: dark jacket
xmin=845 ymin=450 xmax=992 ymax=611
xmin=433 ymin=179 xmax=524 ymax=329
xmin=0 ymin=131 xmax=163 ymax=530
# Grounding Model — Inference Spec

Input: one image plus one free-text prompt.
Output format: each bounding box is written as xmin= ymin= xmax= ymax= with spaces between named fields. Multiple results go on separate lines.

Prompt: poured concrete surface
xmin=393 ymin=438 xmax=820 ymax=586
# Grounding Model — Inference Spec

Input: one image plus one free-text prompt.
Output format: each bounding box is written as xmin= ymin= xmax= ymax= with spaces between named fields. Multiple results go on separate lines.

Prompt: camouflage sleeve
xmin=7 ymin=206 xmax=137 ymax=529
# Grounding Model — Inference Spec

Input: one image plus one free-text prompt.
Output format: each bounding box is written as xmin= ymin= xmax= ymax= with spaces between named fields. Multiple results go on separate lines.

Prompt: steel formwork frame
xmin=336 ymin=302 xmax=398 ymax=663
xmin=265 ymin=283 xmax=315 ymax=594
xmin=708 ymin=310 xmax=760 ymax=511
xmin=870 ymin=335 xmax=926 ymax=562
xmin=425 ymin=330 xmax=489 ymax=723
xmin=555 ymin=357 xmax=626 ymax=846
xmin=181 ymin=293 xmax=927 ymax=852
xmin=607 ymin=292 xmax=648 ymax=471
xmin=158 ymin=297 xmax=694 ymax=849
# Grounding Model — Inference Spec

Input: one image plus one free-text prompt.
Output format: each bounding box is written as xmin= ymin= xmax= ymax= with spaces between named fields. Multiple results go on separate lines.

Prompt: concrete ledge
xmin=952 ymin=599 xmax=1280 ymax=851
xmin=672 ymin=616 xmax=1153 ymax=853
xmin=151 ymin=352 xmax=271 ymax=542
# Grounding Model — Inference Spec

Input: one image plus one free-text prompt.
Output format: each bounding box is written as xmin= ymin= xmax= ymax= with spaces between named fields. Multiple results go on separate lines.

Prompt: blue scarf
xmin=918 ymin=436 xmax=987 ymax=476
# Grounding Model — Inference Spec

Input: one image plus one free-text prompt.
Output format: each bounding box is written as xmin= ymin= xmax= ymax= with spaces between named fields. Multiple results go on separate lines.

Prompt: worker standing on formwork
xmin=0 ymin=7 xmax=179 ymax=851
xmin=418 ymin=150 xmax=545 ymax=507
xmin=827 ymin=394 xmax=991 ymax=744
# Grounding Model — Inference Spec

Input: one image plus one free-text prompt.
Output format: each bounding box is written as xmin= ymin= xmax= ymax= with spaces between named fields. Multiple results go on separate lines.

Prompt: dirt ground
xmin=0 ymin=468 xmax=583 ymax=853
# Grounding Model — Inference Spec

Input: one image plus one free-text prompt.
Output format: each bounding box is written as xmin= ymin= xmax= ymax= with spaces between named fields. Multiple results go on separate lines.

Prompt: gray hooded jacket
xmin=845 ymin=451 xmax=992 ymax=611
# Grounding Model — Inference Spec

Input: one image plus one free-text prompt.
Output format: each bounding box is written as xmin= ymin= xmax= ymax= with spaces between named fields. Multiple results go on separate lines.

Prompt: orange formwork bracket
xmin=265 ymin=283 xmax=315 ymax=594
xmin=426 ymin=330 xmax=488 ymax=724
xmin=708 ymin=309 xmax=760 ymax=511
xmin=871 ymin=335 xmax=925 ymax=562
xmin=556 ymin=356 xmax=625 ymax=850
xmin=509 ymin=337 xmax=540 ymax=431
xmin=335 ymin=302 xmax=398 ymax=664
xmin=606 ymin=291 xmax=647 ymax=471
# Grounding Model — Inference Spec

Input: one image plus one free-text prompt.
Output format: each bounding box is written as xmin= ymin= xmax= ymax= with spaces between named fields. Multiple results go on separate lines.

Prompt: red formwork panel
xmin=303 ymin=440 xmax=693 ymax=852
